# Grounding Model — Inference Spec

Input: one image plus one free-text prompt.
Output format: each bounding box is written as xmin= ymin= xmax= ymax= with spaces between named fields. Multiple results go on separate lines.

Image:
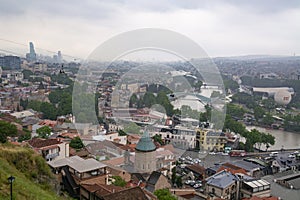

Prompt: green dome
xmin=135 ymin=131 xmax=156 ymax=152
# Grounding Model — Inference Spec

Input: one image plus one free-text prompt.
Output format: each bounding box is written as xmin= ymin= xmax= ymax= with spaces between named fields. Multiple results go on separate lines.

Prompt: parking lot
xmin=180 ymin=150 xmax=241 ymax=168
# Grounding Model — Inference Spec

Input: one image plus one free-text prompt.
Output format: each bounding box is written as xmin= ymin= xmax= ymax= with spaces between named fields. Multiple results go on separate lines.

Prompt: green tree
xmin=223 ymin=115 xmax=247 ymax=136
xmin=118 ymin=129 xmax=127 ymax=136
xmin=0 ymin=121 xmax=18 ymax=143
xmin=226 ymin=103 xmax=245 ymax=119
xmin=69 ymin=136 xmax=84 ymax=149
xmin=154 ymin=189 xmax=177 ymax=200
xmin=40 ymin=102 xmax=57 ymax=120
xmin=175 ymin=176 xmax=183 ymax=188
xmin=254 ymin=106 xmax=265 ymax=121
xmin=231 ymin=92 xmax=257 ymax=109
xmin=143 ymin=92 xmax=156 ymax=108
xmin=123 ymin=122 xmax=141 ymax=134
xmin=22 ymin=69 xmax=33 ymax=80
xmin=27 ymin=100 xmax=42 ymax=112
xmin=36 ymin=126 xmax=52 ymax=139
xmin=262 ymin=113 xmax=274 ymax=126
xmin=171 ymin=167 xmax=177 ymax=186
xmin=112 ymin=176 xmax=126 ymax=187
xmin=18 ymin=128 xmax=31 ymax=142
xmin=153 ymin=134 xmax=163 ymax=145
xmin=261 ymin=133 xmax=275 ymax=151
xmin=20 ymin=98 xmax=29 ymax=110
xmin=156 ymin=91 xmax=174 ymax=116
xmin=223 ymin=78 xmax=239 ymax=94
xmin=129 ymin=93 xmax=138 ymax=107
xmin=193 ymin=80 xmax=203 ymax=91
xmin=261 ymin=98 xmax=276 ymax=112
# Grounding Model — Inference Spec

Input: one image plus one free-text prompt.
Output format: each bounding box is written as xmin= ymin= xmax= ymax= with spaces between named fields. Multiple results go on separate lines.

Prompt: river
xmin=246 ymin=126 xmax=300 ymax=150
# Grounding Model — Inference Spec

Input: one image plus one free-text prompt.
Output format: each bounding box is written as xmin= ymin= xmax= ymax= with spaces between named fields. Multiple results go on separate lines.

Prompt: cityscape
xmin=0 ymin=1 xmax=300 ymax=200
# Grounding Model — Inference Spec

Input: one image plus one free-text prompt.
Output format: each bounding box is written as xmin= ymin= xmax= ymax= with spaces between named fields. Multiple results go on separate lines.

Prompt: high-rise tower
xmin=26 ymin=42 xmax=36 ymax=61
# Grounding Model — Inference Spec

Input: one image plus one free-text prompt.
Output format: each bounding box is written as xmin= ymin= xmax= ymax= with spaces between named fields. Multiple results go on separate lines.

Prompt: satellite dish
xmin=274 ymin=90 xmax=292 ymax=105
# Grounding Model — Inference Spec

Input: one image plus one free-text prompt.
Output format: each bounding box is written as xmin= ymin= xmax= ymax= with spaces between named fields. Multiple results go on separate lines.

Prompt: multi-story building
xmin=148 ymin=125 xmax=196 ymax=149
xmin=0 ymin=56 xmax=21 ymax=70
xmin=240 ymin=178 xmax=271 ymax=199
xmin=205 ymin=170 xmax=239 ymax=200
xmin=196 ymin=129 xmax=227 ymax=151
xmin=28 ymin=138 xmax=69 ymax=161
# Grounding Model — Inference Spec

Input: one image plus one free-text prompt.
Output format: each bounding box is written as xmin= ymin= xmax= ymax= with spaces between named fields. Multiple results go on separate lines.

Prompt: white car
xmin=288 ymin=154 xmax=296 ymax=159
xmin=193 ymin=183 xmax=202 ymax=188
xmin=209 ymin=152 xmax=216 ymax=155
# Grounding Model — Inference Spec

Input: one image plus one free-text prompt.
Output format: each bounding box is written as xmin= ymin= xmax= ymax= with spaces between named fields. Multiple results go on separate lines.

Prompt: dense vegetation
xmin=0 ymin=121 xmax=17 ymax=143
xmin=129 ymin=91 xmax=175 ymax=116
xmin=111 ymin=176 xmax=126 ymax=187
xmin=154 ymin=189 xmax=177 ymax=200
xmin=0 ymin=143 xmax=66 ymax=200
xmin=69 ymin=136 xmax=84 ymax=149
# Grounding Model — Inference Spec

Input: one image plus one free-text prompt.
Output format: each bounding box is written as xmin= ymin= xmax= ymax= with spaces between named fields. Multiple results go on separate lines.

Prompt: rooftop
xmin=135 ymin=131 xmax=156 ymax=152
xmin=48 ymin=155 xmax=107 ymax=173
xmin=206 ymin=170 xmax=239 ymax=189
xmin=28 ymin=138 xmax=62 ymax=148
xmin=102 ymin=186 xmax=148 ymax=200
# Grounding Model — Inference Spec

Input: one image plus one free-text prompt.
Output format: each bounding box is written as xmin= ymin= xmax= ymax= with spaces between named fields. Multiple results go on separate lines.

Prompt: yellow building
xmin=196 ymin=129 xmax=227 ymax=152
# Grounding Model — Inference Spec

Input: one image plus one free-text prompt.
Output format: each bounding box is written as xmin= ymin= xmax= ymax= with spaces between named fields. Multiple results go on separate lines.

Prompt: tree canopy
xmin=154 ymin=189 xmax=177 ymax=200
xmin=69 ymin=136 xmax=84 ymax=149
xmin=0 ymin=121 xmax=18 ymax=143
xmin=36 ymin=126 xmax=52 ymax=139
xmin=112 ymin=176 xmax=126 ymax=187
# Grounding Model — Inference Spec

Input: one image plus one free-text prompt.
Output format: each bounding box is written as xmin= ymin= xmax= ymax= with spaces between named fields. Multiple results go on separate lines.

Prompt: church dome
xmin=135 ymin=131 xmax=156 ymax=152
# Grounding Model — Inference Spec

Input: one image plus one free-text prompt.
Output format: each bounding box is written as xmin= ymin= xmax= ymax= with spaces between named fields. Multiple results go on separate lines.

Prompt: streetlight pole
xmin=8 ymin=175 xmax=15 ymax=200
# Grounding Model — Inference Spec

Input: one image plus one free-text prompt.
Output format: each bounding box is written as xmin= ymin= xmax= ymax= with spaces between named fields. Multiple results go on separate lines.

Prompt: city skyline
xmin=0 ymin=0 xmax=300 ymax=59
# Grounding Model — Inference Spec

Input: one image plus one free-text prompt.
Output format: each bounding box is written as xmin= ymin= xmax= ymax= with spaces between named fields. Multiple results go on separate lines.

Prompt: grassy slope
xmin=0 ymin=143 xmax=65 ymax=200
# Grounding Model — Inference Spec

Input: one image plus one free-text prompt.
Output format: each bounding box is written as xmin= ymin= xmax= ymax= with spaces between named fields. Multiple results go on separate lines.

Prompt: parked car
xmin=193 ymin=183 xmax=202 ymax=188
xmin=288 ymin=154 xmax=296 ymax=159
xmin=269 ymin=152 xmax=278 ymax=157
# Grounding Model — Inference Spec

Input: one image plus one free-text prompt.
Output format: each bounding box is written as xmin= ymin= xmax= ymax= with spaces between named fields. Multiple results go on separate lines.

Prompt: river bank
xmin=246 ymin=125 xmax=300 ymax=150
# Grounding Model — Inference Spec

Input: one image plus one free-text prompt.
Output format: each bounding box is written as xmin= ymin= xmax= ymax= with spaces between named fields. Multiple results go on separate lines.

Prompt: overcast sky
xmin=0 ymin=0 xmax=300 ymax=59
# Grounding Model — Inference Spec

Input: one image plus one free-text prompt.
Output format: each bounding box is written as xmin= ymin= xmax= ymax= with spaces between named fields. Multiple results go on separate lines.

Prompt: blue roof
xmin=135 ymin=131 xmax=156 ymax=152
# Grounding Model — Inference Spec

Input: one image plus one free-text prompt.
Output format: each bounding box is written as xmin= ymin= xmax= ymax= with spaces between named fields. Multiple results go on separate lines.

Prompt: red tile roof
xmin=28 ymin=138 xmax=62 ymax=148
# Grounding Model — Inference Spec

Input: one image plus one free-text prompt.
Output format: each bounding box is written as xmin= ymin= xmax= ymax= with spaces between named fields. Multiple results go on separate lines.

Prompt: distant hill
xmin=0 ymin=143 xmax=68 ymax=200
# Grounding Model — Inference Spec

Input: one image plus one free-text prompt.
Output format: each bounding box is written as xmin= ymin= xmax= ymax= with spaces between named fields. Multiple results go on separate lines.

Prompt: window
xmin=212 ymin=188 xmax=215 ymax=194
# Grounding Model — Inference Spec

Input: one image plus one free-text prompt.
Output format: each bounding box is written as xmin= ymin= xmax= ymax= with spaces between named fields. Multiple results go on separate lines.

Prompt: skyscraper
xmin=26 ymin=42 xmax=36 ymax=62
xmin=57 ymin=51 xmax=62 ymax=63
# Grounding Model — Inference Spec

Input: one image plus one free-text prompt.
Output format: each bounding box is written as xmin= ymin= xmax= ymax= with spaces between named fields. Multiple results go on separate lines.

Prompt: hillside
xmin=0 ymin=143 xmax=69 ymax=200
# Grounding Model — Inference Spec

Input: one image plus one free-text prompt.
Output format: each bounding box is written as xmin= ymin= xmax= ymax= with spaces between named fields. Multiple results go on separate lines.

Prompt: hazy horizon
xmin=0 ymin=0 xmax=300 ymax=60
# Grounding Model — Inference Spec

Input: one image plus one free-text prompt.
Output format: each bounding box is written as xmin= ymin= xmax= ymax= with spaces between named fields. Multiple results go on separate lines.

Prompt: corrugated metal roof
xmin=48 ymin=155 xmax=107 ymax=173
